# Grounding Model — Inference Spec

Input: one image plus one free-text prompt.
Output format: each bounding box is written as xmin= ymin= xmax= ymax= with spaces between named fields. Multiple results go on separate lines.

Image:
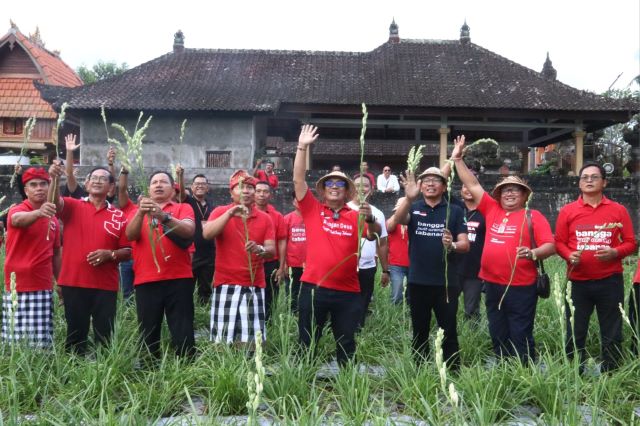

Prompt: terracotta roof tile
xmin=39 ymin=39 xmax=638 ymax=114
xmin=0 ymin=78 xmax=57 ymax=118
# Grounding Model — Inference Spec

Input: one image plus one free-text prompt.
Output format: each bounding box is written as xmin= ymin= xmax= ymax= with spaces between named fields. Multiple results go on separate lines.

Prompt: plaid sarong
xmin=2 ymin=290 xmax=53 ymax=348
xmin=210 ymin=285 xmax=265 ymax=344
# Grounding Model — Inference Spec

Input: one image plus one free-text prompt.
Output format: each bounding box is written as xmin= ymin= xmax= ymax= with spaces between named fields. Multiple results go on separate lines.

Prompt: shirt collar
xmin=577 ymin=194 xmax=610 ymax=207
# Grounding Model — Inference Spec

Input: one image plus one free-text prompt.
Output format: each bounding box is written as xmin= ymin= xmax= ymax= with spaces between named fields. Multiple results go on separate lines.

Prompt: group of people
xmin=2 ymin=128 xmax=639 ymax=374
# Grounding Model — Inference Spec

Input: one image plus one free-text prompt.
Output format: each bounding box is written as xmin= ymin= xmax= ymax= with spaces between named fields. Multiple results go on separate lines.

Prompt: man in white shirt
xmin=377 ymin=166 xmax=400 ymax=193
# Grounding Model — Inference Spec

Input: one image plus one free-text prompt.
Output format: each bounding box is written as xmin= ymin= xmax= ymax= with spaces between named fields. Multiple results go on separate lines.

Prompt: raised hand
xmin=106 ymin=146 xmax=116 ymax=165
xmin=451 ymin=135 xmax=466 ymax=160
xmin=65 ymin=134 xmax=80 ymax=152
xmin=298 ymin=124 xmax=319 ymax=147
xmin=400 ymin=170 xmax=420 ymax=201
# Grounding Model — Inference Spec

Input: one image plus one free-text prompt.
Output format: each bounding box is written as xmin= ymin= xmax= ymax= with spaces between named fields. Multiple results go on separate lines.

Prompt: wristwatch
xmin=162 ymin=212 xmax=173 ymax=224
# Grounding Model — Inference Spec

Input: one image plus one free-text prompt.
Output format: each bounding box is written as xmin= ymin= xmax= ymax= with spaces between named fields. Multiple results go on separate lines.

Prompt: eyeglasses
xmin=89 ymin=175 xmax=110 ymax=183
xmin=580 ymin=174 xmax=602 ymax=181
xmin=501 ymin=187 xmax=523 ymax=194
xmin=192 ymin=181 xmax=208 ymax=187
xmin=324 ymin=180 xmax=346 ymax=188
xmin=421 ymin=178 xmax=443 ymax=184
xmin=383 ymin=169 xmax=391 ymax=172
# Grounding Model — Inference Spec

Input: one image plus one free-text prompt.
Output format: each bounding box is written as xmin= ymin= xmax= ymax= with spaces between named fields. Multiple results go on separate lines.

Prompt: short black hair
xmin=353 ymin=173 xmax=373 ymax=186
xmin=88 ymin=167 xmax=115 ymax=183
xmin=148 ymin=171 xmax=174 ymax=185
xmin=192 ymin=174 xmax=208 ymax=184
xmin=578 ymin=162 xmax=607 ymax=180
xmin=256 ymin=180 xmax=271 ymax=189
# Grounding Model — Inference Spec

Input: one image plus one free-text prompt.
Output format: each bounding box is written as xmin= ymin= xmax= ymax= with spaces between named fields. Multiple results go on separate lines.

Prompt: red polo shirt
xmin=555 ymin=195 xmax=636 ymax=281
xmin=209 ymin=203 xmax=275 ymax=288
xmin=477 ymin=192 xmax=554 ymax=286
xmin=298 ymin=189 xmax=366 ymax=292
xmin=255 ymin=170 xmax=279 ymax=189
xmin=58 ymin=197 xmax=129 ymax=291
xmin=4 ymin=201 xmax=61 ymax=292
xmin=284 ymin=211 xmax=306 ymax=268
xmin=262 ymin=204 xmax=287 ymax=261
xmin=388 ymin=224 xmax=409 ymax=267
xmin=128 ymin=201 xmax=194 ymax=285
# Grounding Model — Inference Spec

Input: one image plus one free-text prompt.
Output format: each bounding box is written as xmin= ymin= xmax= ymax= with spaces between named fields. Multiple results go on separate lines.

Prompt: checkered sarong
xmin=2 ymin=290 xmax=53 ymax=348
xmin=210 ymin=285 xmax=265 ymax=344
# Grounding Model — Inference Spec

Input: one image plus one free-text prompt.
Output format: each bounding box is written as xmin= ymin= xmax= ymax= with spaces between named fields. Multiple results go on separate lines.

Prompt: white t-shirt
xmin=347 ymin=201 xmax=388 ymax=269
xmin=376 ymin=174 xmax=400 ymax=192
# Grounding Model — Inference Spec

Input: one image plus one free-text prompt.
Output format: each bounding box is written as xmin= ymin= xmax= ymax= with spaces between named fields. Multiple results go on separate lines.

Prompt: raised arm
xmin=47 ymin=160 xmax=64 ymax=213
xmin=394 ymin=170 xmax=422 ymax=225
xmin=106 ymin=147 xmax=116 ymax=199
xmin=176 ymin=165 xmax=186 ymax=203
xmin=293 ymin=124 xmax=318 ymax=200
xmin=252 ymin=159 xmax=263 ymax=177
xmin=450 ymin=135 xmax=484 ymax=203
xmin=117 ymin=166 xmax=130 ymax=209
xmin=64 ymin=134 xmax=80 ymax=194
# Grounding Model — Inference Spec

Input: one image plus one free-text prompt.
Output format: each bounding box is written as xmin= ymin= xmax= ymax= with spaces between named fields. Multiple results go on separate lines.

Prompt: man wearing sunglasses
xmin=294 ymin=124 xmax=380 ymax=366
xmin=556 ymin=163 xmax=636 ymax=372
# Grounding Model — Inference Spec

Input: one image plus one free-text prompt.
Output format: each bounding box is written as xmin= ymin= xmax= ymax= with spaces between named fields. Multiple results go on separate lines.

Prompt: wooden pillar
xmin=520 ymin=146 xmax=529 ymax=174
xmin=573 ymin=130 xmax=586 ymax=175
xmin=438 ymin=127 xmax=450 ymax=168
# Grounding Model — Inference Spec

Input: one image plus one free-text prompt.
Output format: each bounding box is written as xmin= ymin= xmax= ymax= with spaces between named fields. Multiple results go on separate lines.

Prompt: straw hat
xmin=491 ymin=175 xmax=532 ymax=199
xmin=417 ymin=167 xmax=446 ymax=183
xmin=315 ymin=171 xmax=356 ymax=200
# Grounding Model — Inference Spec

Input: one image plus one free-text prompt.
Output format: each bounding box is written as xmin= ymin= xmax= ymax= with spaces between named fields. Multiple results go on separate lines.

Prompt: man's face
xmin=420 ymin=175 xmax=445 ymax=200
xmin=323 ymin=178 xmax=348 ymax=203
xmin=578 ymin=166 xmax=606 ymax=195
xmin=354 ymin=176 xmax=372 ymax=200
xmin=361 ymin=162 xmax=369 ymax=172
xmin=265 ymin=162 xmax=274 ymax=173
xmin=149 ymin=173 xmax=173 ymax=202
xmin=460 ymin=184 xmax=474 ymax=201
xmin=499 ymin=184 xmax=527 ymax=211
xmin=255 ymin=183 xmax=271 ymax=207
xmin=230 ymin=183 xmax=255 ymax=207
xmin=24 ymin=178 xmax=49 ymax=204
xmin=191 ymin=177 xmax=208 ymax=198
xmin=87 ymin=169 xmax=113 ymax=197
xmin=383 ymin=167 xmax=391 ymax=176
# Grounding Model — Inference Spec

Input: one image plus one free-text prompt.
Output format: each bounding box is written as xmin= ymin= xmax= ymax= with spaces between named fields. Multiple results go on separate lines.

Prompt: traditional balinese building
xmin=38 ymin=22 xmax=638 ymax=183
xmin=0 ymin=22 xmax=82 ymax=164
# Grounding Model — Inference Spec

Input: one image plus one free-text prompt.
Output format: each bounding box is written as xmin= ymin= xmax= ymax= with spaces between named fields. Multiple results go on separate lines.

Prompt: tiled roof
xmin=39 ymin=39 xmax=637 ymax=113
xmin=0 ymin=78 xmax=57 ymax=118
xmin=7 ymin=29 xmax=82 ymax=87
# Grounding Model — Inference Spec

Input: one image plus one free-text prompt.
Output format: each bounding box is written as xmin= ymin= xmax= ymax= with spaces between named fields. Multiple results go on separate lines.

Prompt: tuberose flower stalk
xmin=355 ymin=103 xmax=368 ymax=270
xmin=47 ymin=103 xmax=68 ymax=241
xmin=443 ymin=159 xmax=456 ymax=303
xmin=10 ymin=117 xmax=37 ymax=188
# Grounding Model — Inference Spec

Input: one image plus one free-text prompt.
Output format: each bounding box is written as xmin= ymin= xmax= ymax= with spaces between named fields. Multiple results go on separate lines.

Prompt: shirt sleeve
xmin=297 ymin=188 xmax=318 ymax=216
xmin=451 ymin=205 xmax=466 ymax=238
xmin=554 ymin=205 xmax=573 ymax=260
xmin=263 ymin=214 xmax=276 ymax=242
xmin=531 ymin=210 xmax=555 ymax=246
xmin=614 ymin=204 xmax=637 ymax=258
xmin=276 ymin=214 xmax=287 ymax=240
xmin=476 ymin=191 xmax=496 ymax=216
xmin=176 ymin=203 xmax=195 ymax=222
xmin=375 ymin=208 xmax=387 ymax=238
xmin=391 ymin=175 xmax=400 ymax=192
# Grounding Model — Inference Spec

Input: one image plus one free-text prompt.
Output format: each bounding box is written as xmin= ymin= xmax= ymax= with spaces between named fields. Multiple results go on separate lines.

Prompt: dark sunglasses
xmin=324 ymin=180 xmax=347 ymax=189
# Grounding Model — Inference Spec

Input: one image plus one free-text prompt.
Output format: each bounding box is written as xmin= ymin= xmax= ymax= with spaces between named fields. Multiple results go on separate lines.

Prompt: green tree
xmin=76 ymin=61 xmax=128 ymax=84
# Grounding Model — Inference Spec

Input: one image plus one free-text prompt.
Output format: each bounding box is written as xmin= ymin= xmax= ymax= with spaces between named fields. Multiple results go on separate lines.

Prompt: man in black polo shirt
xmin=177 ymin=168 xmax=216 ymax=305
xmin=394 ymin=167 xmax=469 ymax=368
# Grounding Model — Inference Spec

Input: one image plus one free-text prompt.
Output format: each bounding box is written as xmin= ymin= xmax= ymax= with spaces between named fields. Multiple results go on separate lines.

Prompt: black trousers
xmin=285 ymin=266 xmax=304 ymax=312
xmin=192 ymin=257 xmax=214 ymax=305
xmin=566 ymin=274 xmax=624 ymax=371
xmin=630 ymin=283 xmax=640 ymax=355
xmin=408 ymin=283 xmax=460 ymax=368
xmin=263 ymin=260 xmax=280 ymax=321
xmin=135 ymin=278 xmax=195 ymax=358
xmin=485 ymin=282 xmax=537 ymax=363
xmin=358 ymin=267 xmax=377 ymax=329
xmin=298 ymin=283 xmax=362 ymax=366
xmin=60 ymin=286 xmax=117 ymax=355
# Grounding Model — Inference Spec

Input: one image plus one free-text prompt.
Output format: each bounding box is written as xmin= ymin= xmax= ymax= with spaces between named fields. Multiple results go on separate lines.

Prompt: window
xmin=206 ymin=151 xmax=231 ymax=168
xmin=2 ymin=118 xmax=23 ymax=135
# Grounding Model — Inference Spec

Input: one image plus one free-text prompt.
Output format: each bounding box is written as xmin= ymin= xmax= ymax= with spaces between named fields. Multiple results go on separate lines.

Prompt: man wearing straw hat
xmin=294 ymin=124 xmax=380 ymax=366
xmin=204 ymin=170 xmax=275 ymax=345
xmin=3 ymin=168 xmax=61 ymax=348
xmin=451 ymin=136 xmax=555 ymax=363
xmin=394 ymin=166 xmax=469 ymax=368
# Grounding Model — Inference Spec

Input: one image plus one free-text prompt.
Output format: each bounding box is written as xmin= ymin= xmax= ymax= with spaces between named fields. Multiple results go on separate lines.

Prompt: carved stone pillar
xmin=438 ymin=127 xmax=450 ymax=168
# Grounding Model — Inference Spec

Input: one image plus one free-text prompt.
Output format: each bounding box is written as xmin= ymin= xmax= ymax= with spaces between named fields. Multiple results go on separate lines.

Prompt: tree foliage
xmin=76 ymin=61 xmax=129 ymax=84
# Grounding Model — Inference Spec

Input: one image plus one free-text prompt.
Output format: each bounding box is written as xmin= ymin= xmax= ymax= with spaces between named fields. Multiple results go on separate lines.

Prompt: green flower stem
xmin=355 ymin=103 xmax=368 ymax=270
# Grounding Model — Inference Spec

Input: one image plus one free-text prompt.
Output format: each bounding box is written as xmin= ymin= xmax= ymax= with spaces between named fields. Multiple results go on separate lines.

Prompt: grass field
xmin=0 ymin=254 xmax=639 ymax=424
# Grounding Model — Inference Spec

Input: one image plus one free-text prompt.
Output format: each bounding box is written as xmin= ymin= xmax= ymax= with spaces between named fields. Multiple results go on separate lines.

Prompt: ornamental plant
xmin=46 ymin=103 xmax=68 ymax=241
xmin=9 ymin=117 xmax=36 ymax=188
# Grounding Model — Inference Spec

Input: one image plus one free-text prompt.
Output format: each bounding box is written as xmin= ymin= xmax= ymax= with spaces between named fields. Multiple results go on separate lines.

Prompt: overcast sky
xmin=4 ymin=0 xmax=639 ymax=93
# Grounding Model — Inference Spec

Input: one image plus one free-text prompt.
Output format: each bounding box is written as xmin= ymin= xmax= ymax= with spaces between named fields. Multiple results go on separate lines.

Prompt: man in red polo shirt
xmin=294 ymin=124 xmax=380 ymax=366
xmin=556 ymin=162 xmax=636 ymax=372
xmin=283 ymin=191 xmax=307 ymax=312
xmin=253 ymin=159 xmax=279 ymax=189
xmin=254 ymin=180 xmax=287 ymax=320
xmin=3 ymin=168 xmax=61 ymax=348
xmin=126 ymin=171 xmax=196 ymax=358
xmin=48 ymin=163 xmax=131 ymax=355
xmin=204 ymin=170 xmax=275 ymax=344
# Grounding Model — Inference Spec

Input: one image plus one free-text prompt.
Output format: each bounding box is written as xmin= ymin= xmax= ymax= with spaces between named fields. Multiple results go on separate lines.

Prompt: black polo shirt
xmin=458 ymin=208 xmax=486 ymax=279
xmin=184 ymin=194 xmax=216 ymax=262
xmin=408 ymin=198 xmax=465 ymax=286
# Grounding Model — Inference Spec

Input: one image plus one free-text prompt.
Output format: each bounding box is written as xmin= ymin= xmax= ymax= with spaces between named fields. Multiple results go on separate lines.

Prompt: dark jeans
xmin=135 ymin=278 xmax=195 ymax=358
xmin=485 ymin=282 xmax=537 ymax=363
xmin=285 ymin=266 xmax=304 ymax=312
xmin=630 ymin=283 xmax=640 ymax=355
xmin=298 ymin=283 xmax=362 ymax=366
xmin=408 ymin=283 xmax=460 ymax=368
xmin=263 ymin=260 xmax=280 ymax=321
xmin=566 ymin=274 xmax=624 ymax=371
xmin=60 ymin=286 xmax=117 ymax=355
xmin=119 ymin=259 xmax=135 ymax=300
xmin=460 ymin=277 xmax=483 ymax=320
xmin=358 ymin=267 xmax=377 ymax=329
xmin=192 ymin=257 xmax=214 ymax=305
